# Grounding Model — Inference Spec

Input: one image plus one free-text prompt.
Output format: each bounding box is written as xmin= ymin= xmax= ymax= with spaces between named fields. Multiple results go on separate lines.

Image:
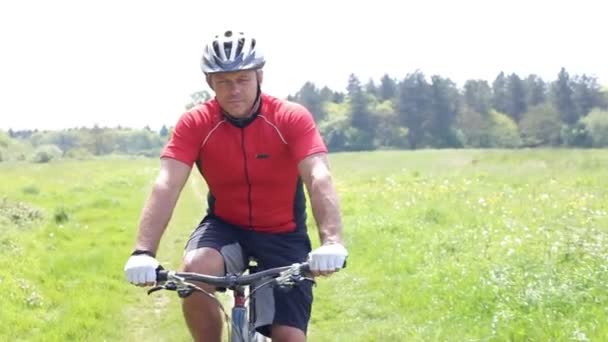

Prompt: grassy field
xmin=1 ymin=149 xmax=608 ymax=341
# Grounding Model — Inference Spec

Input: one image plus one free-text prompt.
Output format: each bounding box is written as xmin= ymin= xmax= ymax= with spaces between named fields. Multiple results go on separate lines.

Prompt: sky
xmin=0 ymin=0 xmax=606 ymax=131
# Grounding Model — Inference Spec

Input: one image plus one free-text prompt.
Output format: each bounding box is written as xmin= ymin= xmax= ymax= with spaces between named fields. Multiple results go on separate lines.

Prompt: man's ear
xmin=206 ymin=74 xmax=214 ymax=90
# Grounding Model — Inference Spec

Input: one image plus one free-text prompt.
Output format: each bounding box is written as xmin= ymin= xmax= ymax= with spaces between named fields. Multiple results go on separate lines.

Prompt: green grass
xmin=2 ymin=149 xmax=608 ymax=341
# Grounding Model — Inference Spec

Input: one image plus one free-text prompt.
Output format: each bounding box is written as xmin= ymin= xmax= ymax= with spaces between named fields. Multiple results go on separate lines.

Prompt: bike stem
xmin=233 ymin=286 xmax=246 ymax=307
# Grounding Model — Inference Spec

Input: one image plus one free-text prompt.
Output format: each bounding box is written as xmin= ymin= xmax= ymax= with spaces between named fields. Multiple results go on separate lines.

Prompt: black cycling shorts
xmin=184 ymin=215 xmax=313 ymax=337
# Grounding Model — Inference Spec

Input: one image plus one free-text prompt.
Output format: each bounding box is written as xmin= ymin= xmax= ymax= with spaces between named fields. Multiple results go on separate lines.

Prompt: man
xmin=123 ymin=30 xmax=348 ymax=341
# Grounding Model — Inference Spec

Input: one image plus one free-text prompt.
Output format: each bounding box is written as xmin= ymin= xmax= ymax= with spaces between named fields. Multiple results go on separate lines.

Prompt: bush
xmin=0 ymin=131 xmax=10 ymax=148
xmin=581 ymin=108 xmax=608 ymax=147
xmin=343 ymin=127 xmax=375 ymax=151
xmin=0 ymin=197 xmax=44 ymax=227
xmin=489 ymin=110 xmax=521 ymax=148
xmin=54 ymin=207 xmax=70 ymax=224
xmin=560 ymin=122 xmax=591 ymax=147
xmin=65 ymin=147 xmax=93 ymax=160
xmin=457 ymin=109 xmax=521 ymax=148
xmin=0 ymin=132 xmax=34 ymax=162
xmin=32 ymin=144 xmax=63 ymax=163
xmin=22 ymin=185 xmax=40 ymax=195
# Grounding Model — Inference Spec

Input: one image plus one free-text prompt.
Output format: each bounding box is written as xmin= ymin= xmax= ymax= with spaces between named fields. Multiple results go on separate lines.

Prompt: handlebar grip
xmin=156 ymin=266 xmax=168 ymax=282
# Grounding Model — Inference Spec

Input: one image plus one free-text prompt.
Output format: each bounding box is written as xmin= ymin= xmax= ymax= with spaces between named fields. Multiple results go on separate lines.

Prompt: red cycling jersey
xmin=160 ymin=93 xmax=328 ymax=233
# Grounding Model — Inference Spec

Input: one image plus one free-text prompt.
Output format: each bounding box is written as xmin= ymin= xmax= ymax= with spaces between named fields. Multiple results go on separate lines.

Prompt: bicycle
xmin=148 ymin=260 xmax=315 ymax=342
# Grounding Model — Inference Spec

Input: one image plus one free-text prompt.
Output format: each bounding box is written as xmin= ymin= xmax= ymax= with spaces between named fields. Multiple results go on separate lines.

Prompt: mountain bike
xmin=148 ymin=261 xmax=314 ymax=342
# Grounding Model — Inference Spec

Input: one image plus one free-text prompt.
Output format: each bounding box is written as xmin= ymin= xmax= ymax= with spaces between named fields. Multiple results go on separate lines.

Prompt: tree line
xmin=0 ymin=125 xmax=170 ymax=163
xmin=287 ymin=67 xmax=608 ymax=151
xmin=2 ymin=67 xmax=607 ymax=163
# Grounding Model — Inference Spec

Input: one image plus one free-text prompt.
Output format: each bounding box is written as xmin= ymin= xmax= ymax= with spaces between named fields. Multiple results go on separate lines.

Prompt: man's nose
xmin=228 ymin=82 xmax=241 ymax=95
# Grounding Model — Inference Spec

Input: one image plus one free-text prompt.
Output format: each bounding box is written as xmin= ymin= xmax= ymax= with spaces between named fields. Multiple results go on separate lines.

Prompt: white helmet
xmin=200 ymin=30 xmax=265 ymax=74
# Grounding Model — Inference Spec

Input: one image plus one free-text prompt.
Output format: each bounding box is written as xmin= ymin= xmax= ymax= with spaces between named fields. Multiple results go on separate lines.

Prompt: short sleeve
xmin=160 ymin=112 xmax=202 ymax=166
xmin=283 ymin=105 xmax=328 ymax=162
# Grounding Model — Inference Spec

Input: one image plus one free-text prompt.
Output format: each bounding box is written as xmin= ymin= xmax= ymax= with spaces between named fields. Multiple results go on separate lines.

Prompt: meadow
xmin=1 ymin=149 xmax=607 ymax=341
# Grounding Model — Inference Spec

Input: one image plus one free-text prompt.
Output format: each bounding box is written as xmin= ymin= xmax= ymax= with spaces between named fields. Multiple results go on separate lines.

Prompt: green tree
xmin=519 ymin=103 xmax=561 ymax=147
xmin=488 ymin=110 xmax=521 ymax=148
xmin=428 ymin=75 xmax=460 ymax=147
xmin=319 ymin=86 xmax=334 ymax=103
xmin=347 ymin=73 xmax=373 ymax=135
xmin=397 ymin=71 xmax=432 ymax=149
xmin=28 ymin=130 xmax=85 ymax=155
xmin=365 ymin=78 xmax=378 ymax=98
xmin=159 ymin=125 xmax=169 ymax=137
xmin=560 ymin=122 xmax=590 ymax=147
xmin=378 ymin=73 xmax=397 ymax=101
xmin=464 ymin=79 xmax=492 ymax=114
xmin=581 ymin=108 xmax=608 ymax=147
xmin=330 ymin=91 xmax=345 ymax=104
xmin=492 ymin=72 xmax=509 ymax=114
xmin=551 ymin=67 xmax=577 ymax=125
xmin=456 ymin=107 xmax=491 ymax=147
xmin=524 ymin=74 xmax=547 ymax=107
xmin=292 ymin=82 xmax=326 ymax=122
xmin=185 ymin=90 xmax=212 ymax=110
xmin=505 ymin=73 xmax=526 ymax=122
xmin=319 ymin=101 xmax=350 ymax=151
xmin=371 ymin=100 xmax=408 ymax=148
xmin=571 ymin=74 xmax=603 ymax=117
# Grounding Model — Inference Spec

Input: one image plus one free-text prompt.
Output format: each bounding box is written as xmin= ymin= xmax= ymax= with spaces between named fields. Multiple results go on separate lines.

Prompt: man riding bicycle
xmin=123 ymin=30 xmax=348 ymax=342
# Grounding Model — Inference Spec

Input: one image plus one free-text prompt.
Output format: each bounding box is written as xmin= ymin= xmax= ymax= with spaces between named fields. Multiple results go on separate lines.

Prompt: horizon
xmin=1 ymin=0 xmax=606 ymax=131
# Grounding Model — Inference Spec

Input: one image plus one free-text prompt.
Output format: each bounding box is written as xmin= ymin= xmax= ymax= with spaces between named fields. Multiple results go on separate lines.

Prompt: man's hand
xmin=308 ymin=243 xmax=348 ymax=276
xmin=124 ymin=254 xmax=160 ymax=286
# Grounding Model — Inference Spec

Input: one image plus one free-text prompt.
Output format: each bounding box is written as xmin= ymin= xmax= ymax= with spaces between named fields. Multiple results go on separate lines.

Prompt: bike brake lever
xmin=147 ymin=286 xmax=164 ymax=295
xmin=147 ymin=281 xmax=178 ymax=295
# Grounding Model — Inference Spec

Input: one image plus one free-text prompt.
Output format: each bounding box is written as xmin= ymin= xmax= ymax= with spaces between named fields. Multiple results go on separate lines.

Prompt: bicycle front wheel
xmin=231 ymin=307 xmax=249 ymax=342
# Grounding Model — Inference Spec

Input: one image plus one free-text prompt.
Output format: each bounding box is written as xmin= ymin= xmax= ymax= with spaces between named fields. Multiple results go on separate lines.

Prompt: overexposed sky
xmin=0 ymin=0 xmax=606 ymax=130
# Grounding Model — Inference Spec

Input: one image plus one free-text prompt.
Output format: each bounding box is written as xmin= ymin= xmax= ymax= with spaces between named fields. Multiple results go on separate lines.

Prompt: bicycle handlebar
xmin=155 ymin=262 xmax=311 ymax=288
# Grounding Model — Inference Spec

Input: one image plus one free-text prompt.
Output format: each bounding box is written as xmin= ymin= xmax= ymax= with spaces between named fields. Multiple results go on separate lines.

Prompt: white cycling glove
xmin=124 ymin=253 xmax=160 ymax=285
xmin=308 ymin=243 xmax=348 ymax=272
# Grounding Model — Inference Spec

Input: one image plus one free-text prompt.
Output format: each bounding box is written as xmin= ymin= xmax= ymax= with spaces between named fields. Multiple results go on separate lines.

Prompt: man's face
xmin=209 ymin=69 xmax=261 ymax=118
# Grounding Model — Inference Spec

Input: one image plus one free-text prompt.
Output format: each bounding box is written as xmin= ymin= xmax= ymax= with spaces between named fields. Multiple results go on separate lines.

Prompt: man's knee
xmin=271 ymin=324 xmax=306 ymax=342
xmin=181 ymin=247 xmax=225 ymax=292
xmin=180 ymin=247 xmax=225 ymax=341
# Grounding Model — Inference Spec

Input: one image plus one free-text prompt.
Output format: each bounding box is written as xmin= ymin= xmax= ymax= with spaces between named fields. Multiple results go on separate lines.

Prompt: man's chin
xmin=225 ymin=108 xmax=249 ymax=118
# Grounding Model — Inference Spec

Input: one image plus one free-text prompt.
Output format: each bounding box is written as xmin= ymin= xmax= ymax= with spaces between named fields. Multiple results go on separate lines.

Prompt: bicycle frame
xmin=230 ymin=284 xmax=256 ymax=341
xmin=229 ymin=261 xmax=267 ymax=342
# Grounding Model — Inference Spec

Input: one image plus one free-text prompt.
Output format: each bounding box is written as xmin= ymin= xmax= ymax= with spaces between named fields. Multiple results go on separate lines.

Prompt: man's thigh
xmin=184 ymin=215 xmax=247 ymax=274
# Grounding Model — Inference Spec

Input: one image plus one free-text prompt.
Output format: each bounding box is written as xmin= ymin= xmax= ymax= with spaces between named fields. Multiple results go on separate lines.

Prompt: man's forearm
xmin=309 ymin=174 xmax=344 ymax=245
xmin=134 ymin=182 xmax=181 ymax=254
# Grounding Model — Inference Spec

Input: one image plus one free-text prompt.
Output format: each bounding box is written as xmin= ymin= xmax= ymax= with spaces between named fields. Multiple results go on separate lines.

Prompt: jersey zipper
xmin=240 ymin=128 xmax=253 ymax=228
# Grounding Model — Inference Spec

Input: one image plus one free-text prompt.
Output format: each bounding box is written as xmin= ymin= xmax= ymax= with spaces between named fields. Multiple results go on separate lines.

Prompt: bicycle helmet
xmin=200 ymin=30 xmax=265 ymax=74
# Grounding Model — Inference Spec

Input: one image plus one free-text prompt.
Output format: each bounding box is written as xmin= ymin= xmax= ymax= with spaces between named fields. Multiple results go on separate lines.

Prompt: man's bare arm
xmin=298 ymin=153 xmax=343 ymax=245
xmin=134 ymin=158 xmax=192 ymax=254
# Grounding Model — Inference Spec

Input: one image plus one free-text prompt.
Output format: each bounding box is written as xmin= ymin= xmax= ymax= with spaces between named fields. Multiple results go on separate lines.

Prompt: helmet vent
xmin=201 ymin=30 xmax=265 ymax=74
xmin=236 ymin=38 xmax=245 ymax=56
